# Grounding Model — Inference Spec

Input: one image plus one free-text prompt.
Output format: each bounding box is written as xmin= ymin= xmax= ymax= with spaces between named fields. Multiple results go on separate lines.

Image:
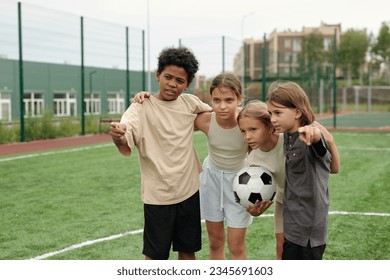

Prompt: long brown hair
xmin=266 ymin=81 xmax=315 ymax=126
xmin=210 ymin=72 xmax=243 ymax=100
xmin=237 ymin=100 xmax=274 ymax=132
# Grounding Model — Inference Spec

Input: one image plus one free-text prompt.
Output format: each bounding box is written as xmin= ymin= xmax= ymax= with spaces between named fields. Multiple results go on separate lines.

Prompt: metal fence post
xmin=262 ymin=33 xmax=267 ymax=101
xmin=222 ymin=36 xmax=225 ymax=73
xmin=333 ymin=28 xmax=337 ymax=128
xmin=126 ymin=27 xmax=130 ymax=109
xmin=18 ymin=2 xmax=25 ymax=142
xmin=142 ymin=30 xmax=146 ymax=91
xmin=80 ymin=16 xmax=85 ymax=135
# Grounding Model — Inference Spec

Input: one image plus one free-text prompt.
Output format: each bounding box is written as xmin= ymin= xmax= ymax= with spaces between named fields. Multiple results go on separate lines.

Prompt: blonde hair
xmin=237 ymin=100 xmax=274 ymax=132
xmin=210 ymin=72 xmax=243 ymax=100
xmin=266 ymin=81 xmax=315 ymax=126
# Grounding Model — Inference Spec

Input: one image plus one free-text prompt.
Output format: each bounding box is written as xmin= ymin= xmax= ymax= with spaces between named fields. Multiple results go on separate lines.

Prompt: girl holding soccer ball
xmin=194 ymin=73 xmax=273 ymax=260
xmin=237 ymin=100 xmax=286 ymax=259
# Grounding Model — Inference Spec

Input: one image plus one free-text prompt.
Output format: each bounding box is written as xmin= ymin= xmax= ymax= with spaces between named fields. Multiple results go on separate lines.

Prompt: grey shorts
xmin=199 ymin=158 xmax=252 ymax=228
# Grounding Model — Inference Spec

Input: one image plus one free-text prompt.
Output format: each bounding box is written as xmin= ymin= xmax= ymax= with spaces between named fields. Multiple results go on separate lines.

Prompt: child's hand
xmin=311 ymin=121 xmax=334 ymax=144
xmin=246 ymin=200 xmax=273 ymax=217
xmin=109 ymin=122 xmax=126 ymax=145
xmin=132 ymin=91 xmax=151 ymax=103
xmin=298 ymin=125 xmax=321 ymax=145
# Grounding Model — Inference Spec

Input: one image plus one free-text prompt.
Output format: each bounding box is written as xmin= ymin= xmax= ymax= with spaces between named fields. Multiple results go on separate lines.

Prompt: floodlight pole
xmin=241 ymin=13 xmax=254 ymax=101
xmin=262 ymin=33 xmax=267 ymax=101
xmin=142 ymin=30 xmax=146 ymax=91
xmin=333 ymin=28 xmax=337 ymax=128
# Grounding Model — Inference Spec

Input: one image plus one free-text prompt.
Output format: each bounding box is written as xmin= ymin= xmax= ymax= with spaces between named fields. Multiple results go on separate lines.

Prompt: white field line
xmin=30 ymin=229 xmax=144 ymax=260
xmin=0 ymin=144 xmax=112 ymax=163
xmin=329 ymin=211 xmax=390 ymax=217
xmin=29 ymin=211 xmax=389 ymax=260
xmin=338 ymin=146 xmax=390 ymax=152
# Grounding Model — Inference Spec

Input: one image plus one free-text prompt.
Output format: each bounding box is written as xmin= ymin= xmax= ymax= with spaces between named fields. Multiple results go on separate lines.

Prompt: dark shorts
xmin=282 ymin=238 xmax=326 ymax=260
xmin=142 ymin=191 xmax=202 ymax=260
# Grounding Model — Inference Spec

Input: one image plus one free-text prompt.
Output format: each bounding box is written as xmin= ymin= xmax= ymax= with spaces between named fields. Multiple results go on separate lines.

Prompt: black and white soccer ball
xmin=233 ymin=165 xmax=276 ymax=208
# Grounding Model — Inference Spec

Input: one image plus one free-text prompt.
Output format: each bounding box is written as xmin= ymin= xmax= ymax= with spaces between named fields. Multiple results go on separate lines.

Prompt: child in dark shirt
xmin=266 ymin=81 xmax=340 ymax=260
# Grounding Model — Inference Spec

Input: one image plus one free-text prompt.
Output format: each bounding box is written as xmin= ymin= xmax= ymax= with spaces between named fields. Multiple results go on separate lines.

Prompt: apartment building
xmin=235 ymin=22 xmax=342 ymax=80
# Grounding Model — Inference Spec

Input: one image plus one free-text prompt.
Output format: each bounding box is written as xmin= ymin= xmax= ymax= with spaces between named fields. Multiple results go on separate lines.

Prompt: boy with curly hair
xmin=109 ymin=47 xmax=211 ymax=260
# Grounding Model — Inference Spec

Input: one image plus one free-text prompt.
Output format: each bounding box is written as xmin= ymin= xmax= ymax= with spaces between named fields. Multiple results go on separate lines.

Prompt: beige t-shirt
xmin=121 ymin=94 xmax=211 ymax=205
xmin=207 ymin=112 xmax=247 ymax=171
xmin=247 ymin=133 xmax=285 ymax=204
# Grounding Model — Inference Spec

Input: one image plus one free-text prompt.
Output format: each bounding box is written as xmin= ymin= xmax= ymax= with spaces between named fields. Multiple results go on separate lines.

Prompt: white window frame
xmin=0 ymin=90 xmax=12 ymax=122
xmin=284 ymin=39 xmax=291 ymax=48
xmin=85 ymin=92 xmax=101 ymax=115
xmin=293 ymin=39 xmax=301 ymax=52
xmin=107 ymin=91 xmax=125 ymax=114
xmin=23 ymin=91 xmax=44 ymax=117
xmin=324 ymin=37 xmax=332 ymax=51
xmin=53 ymin=91 xmax=77 ymax=117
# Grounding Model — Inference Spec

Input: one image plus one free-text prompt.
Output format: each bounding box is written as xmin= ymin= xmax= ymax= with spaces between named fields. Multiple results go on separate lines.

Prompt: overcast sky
xmin=7 ymin=0 xmax=390 ymax=77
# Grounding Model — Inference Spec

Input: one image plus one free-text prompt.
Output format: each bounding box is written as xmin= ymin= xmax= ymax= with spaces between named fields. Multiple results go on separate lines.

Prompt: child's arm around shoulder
xmin=312 ymin=122 xmax=340 ymax=174
xmin=298 ymin=124 xmax=322 ymax=145
xmin=299 ymin=122 xmax=340 ymax=173
xmin=194 ymin=112 xmax=211 ymax=135
xmin=185 ymin=93 xmax=212 ymax=114
xmin=298 ymin=124 xmax=328 ymax=158
xmin=132 ymin=91 xmax=150 ymax=104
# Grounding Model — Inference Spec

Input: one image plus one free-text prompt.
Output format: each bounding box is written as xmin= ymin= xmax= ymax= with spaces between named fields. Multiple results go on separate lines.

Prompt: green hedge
xmin=0 ymin=115 xmax=103 ymax=144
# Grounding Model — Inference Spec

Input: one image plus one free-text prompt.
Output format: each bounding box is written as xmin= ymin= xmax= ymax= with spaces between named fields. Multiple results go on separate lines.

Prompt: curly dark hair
xmin=157 ymin=46 xmax=199 ymax=85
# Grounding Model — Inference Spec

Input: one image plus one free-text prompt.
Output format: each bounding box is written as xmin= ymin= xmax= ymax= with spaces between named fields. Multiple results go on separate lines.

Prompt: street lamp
xmin=241 ymin=12 xmax=254 ymax=100
xmin=146 ymin=0 xmax=151 ymax=92
xmin=89 ymin=70 xmax=97 ymax=95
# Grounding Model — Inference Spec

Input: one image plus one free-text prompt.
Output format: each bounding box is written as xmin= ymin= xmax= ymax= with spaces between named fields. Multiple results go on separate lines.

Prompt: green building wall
xmin=0 ymin=58 xmax=155 ymax=120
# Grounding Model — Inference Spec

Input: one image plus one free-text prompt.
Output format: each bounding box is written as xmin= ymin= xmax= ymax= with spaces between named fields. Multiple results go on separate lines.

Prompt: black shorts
xmin=142 ymin=191 xmax=202 ymax=260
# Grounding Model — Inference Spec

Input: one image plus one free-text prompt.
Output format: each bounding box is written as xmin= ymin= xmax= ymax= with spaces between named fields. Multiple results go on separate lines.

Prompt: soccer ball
xmin=233 ymin=165 xmax=276 ymax=208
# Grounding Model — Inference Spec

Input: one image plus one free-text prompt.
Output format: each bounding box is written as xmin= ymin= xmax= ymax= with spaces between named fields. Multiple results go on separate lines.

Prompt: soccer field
xmin=0 ymin=132 xmax=389 ymax=260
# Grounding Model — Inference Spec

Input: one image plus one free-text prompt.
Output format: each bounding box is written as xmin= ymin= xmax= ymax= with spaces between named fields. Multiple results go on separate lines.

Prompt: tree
xmin=371 ymin=22 xmax=390 ymax=84
xmin=337 ymin=29 xmax=369 ymax=86
xmin=299 ymin=32 xmax=325 ymax=80
xmin=297 ymin=32 xmax=325 ymax=100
